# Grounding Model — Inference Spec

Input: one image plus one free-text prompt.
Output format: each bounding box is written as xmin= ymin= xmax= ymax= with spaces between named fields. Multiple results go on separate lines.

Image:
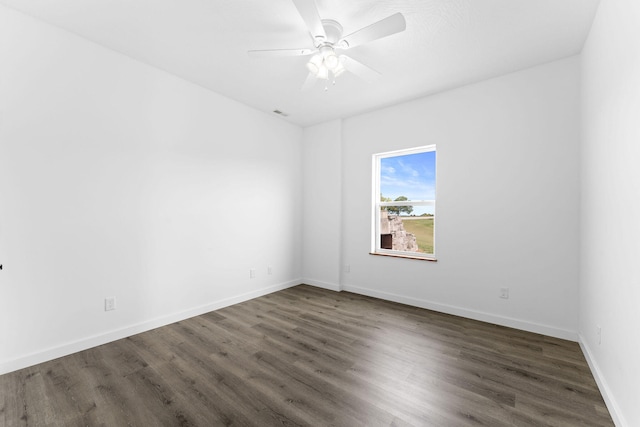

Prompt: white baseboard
xmin=579 ymin=335 xmax=627 ymax=427
xmin=0 ymin=280 xmax=300 ymax=375
xmin=1 ymin=279 xmax=581 ymax=375
xmin=341 ymin=284 xmax=578 ymax=341
xmin=301 ymin=278 xmax=342 ymax=292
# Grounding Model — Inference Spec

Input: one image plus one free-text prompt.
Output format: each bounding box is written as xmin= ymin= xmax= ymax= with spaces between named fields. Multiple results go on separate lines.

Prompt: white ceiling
xmin=1 ymin=0 xmax=600 ymax=127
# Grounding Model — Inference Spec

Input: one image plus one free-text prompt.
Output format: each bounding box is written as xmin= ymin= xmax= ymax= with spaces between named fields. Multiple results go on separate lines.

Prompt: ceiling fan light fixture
xmin=319 ymin=45 xmax=339 ymax=70
xmin=316 ymin=64 xmax=329 ymax=80
xmin=306 ymin=53 xmax=323 ymax=75
xmin=332 ymin=62 xmax=346 ymax=78
xmin=324 ymin=52 xmax=339 ymax=70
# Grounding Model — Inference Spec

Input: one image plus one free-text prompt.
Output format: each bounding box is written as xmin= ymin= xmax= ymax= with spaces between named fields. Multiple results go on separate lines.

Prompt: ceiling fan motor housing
xmin=317 ymin=19 xmax=343 ymax=46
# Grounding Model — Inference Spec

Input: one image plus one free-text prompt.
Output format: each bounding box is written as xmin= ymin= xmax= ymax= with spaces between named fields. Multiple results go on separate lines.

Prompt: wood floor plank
xmin=1 ymin=285 xmax=615 ymax=426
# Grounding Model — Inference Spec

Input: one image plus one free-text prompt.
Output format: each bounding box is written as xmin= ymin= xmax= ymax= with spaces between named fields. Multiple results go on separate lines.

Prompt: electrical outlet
xmin=267 ymin=266 xmax=273 ymax=275
xmin=596 ymin=325 xmax=602 ymax=345
xmin=500 ymin=287 xmax=509 ymax=299
xmin=250 ymin=269 xmax=256 ymax=279
xmin=345 ymin=265 xmax=351 ymax=273
xmin=105 ymin=297 xmax=116 ymax=311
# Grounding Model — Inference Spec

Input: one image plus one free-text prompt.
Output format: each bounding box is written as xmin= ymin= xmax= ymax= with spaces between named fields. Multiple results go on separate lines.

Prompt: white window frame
xmin=371 ymin=145 xmax=436 ymax=260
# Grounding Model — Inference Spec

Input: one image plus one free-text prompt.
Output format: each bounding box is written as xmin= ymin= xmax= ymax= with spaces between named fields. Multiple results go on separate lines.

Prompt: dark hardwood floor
xmin=1 ymin=285 xmax=614 ymax=426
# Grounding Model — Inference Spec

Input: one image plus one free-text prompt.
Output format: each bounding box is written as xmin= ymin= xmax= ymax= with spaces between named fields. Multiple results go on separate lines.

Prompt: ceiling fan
xmin=248 ymin=0 xmax=406 ymax=90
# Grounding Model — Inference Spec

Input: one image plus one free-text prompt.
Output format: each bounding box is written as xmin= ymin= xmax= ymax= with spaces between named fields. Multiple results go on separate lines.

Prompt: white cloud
xmin=381 ymin=165 xmax=396 ymax=174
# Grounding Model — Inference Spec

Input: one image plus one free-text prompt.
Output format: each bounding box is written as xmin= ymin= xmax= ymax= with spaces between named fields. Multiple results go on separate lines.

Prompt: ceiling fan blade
xmin=291 ymin=0 xmax=326 ymax=41
xmin=340 ymin=13 xmax=406 ymax=49
xmin=340 ymin=55 xmax=381 ymax=83
xmin=248 ymin=48 xmax=313 ymax=58
xmin=301 ymin=72 xmax=318 ymax=91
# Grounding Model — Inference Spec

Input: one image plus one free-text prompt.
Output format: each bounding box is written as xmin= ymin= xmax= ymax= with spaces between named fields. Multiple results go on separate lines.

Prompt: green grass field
xmin=401 ymin=218 xmax=434 ymax=254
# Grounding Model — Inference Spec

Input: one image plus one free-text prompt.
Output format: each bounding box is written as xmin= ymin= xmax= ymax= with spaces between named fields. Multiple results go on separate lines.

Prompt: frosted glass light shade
xmin=306 ymin=53 xmax=323 ymax=75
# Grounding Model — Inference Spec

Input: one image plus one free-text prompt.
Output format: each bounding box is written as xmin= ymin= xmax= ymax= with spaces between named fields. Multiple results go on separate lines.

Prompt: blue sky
xmin=380 ymin=150 xmax=436 ymax=214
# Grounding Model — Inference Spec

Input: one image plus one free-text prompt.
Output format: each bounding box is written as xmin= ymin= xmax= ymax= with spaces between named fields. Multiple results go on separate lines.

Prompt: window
xmin=372 ymin=145 xmax=436 ymax=260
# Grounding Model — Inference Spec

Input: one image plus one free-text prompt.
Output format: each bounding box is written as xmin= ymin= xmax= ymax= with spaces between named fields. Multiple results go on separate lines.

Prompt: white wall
xmin=0 ymin=5 xmax=303 ymax=374
xmin=301 ymin=120 xmax=343 ymax=291
xmin=580 ymin=0 xmax=640 ymax=425
xmin=304 ymin=57 xmax=581 ymax=340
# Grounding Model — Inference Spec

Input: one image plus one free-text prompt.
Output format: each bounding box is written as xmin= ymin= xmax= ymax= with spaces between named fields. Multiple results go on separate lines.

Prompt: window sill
xmin=369 ymin=252 xmax=438 ymax=262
